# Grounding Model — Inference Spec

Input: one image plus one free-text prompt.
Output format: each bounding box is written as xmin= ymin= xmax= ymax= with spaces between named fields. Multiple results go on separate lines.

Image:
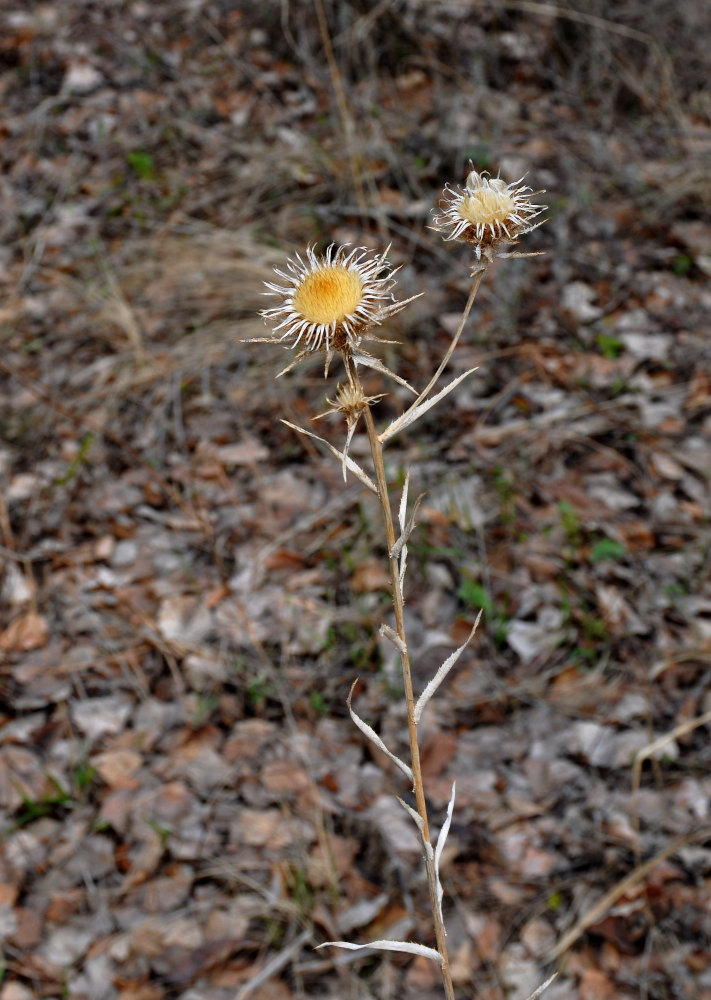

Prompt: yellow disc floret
xmin=458 ymin=181 xmax=516 ymax=229
xmin=292 ymin=266 xmax=364 ymax=326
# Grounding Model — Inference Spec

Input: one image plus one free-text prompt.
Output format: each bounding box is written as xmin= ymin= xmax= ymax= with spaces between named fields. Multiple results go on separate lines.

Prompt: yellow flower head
xmin=433 ymin=168 xmax=546 ymax=260
xmin=260 ymin=244 xmax=403 ymax=354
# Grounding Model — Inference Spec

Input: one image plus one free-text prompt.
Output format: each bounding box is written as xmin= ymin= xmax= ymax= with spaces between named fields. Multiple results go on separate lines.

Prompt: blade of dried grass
xmin=235 ymin=928 xmax=312 ymax=1000
xmin=546 ymin=826 xmax=711 ymax=961
xmin=631 ymin=708 xmax=711 ymax=847
xmin=525 ymin=973 xmax=560 ymax=1000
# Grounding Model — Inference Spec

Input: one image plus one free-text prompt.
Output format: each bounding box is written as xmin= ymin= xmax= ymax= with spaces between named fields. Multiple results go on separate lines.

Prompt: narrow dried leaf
xmin=396 ymin=795 xmax=426 ymax=837
xmin=347 ymin=682 xmax=413 ymax=784
xmin=379 ymin=368 xmax=478 ymax=443
xmin=398 ymin=548 xmax=408 ymax=593
xmin=414 ymin=611 xmax=481 ymax=724
xmin=352 ymin=349 xmax=415 ymax=394
xmin=391 ymin=492 xmax=425 ymax=561
xmin=395 ymin=470 xmax=411 ymax=588
xmin=281 ymin=420 xmax=377 ymax=493
xmin=398 ymin=469 xmax=411 ymax=534
xmin=497 ymin=246 xmax=547 ymax=260
xmin=316 ymin=938 xmax=443 ymax=965
xmin=434 ymin=782 xmax=456 ymax=925
xmin=341 ymin=420 xmax=358 ymax=482
xmin=379 ymin=623 xmax=406 ymax=655
xmin=274 ymin=351 xmax=308 ymax=379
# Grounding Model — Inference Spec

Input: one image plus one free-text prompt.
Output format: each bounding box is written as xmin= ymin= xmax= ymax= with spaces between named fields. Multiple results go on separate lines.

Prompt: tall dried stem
xmin=343 ymin=348 xmax=459 ymax=999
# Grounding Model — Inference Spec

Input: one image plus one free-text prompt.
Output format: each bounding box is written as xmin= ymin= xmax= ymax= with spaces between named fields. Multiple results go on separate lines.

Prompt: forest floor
xmin=1 ymin=2 xmax=711 ymax=999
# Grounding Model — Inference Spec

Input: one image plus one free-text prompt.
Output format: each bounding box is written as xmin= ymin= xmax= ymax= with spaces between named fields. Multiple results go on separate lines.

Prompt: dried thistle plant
xmin=253 ymin=167 xmax=552 ymax=1000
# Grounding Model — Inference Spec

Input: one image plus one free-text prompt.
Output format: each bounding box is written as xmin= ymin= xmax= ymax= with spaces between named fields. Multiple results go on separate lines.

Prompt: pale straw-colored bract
xmin=433 ymin=168 xmax=546 ymax=260
xmin=260 ymin=243 xmax=402 ymax=353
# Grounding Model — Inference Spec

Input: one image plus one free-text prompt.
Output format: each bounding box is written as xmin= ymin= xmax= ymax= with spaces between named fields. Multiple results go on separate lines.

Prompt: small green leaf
xmin=464 ymin=143 xmax=490 ymax=169
xmin=145 ymin=817 xmax=171 ymax=845
xmin=127 ymin=150 xmax=155 ymax=180
xmin=56 ymin=432 xmax=94 ymax=485
xmin=458 ymin=579 xmax=493 ymax=616
xmin=589 ymin=538 xmax=626 ymax=563
xmin=596 ymin=333 xmax=624 ymax=359
xmin=310 ymin=690 xmax=328 ymax=716
xmin=558 ymin=500 xmax=581 ymax=545
xmin=672 ymin=253 xmax=693 ymax=276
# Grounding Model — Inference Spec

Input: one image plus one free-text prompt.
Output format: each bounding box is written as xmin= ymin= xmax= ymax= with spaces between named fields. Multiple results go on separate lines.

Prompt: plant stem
xmin=378 ymin=268 xmax=485 ymax=444
xmin=344 ymin=354 xmax=456 ymax=1000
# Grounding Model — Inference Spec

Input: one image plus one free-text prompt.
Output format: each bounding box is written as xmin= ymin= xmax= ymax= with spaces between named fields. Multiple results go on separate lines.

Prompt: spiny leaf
xmin=347 ymin=681 xmax=413 ymax=785
xmin=316 ymin=938 xmax=443 ymax=965
xmin=281 ymin=419 xmax=377 ymax=494
xmin=414 ymin=611 xmax=482 ymax=724
xmin=379 ymin=368 xmax=478 ymax=443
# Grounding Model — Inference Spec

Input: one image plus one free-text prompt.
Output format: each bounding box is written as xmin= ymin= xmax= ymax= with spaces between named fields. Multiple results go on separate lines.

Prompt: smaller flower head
xmin=318 ymin=381 xmax=385 ymax=481
xmin=433 ymin=168 xmax=546 ymax=261
xmin=326 ymin=381 xmax=384 ymax=422
xmin=260 ymin=244 xmax=403 ymax=356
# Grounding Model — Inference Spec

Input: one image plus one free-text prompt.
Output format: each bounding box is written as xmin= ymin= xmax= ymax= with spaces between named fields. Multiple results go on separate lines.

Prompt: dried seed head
xmin=315 ymin=381 xmax=385 ymax=482
xmin=326 ymin=382 xmax=384 ymax=421
xmin=433 ymin=168 xmax=546 ymax=261
xmin=259 ymin=244 xmax=405 ymax=355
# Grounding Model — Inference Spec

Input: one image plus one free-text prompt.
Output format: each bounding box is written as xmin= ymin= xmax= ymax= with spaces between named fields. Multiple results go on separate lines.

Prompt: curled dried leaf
xmin=316 ymin=938 xmax=443 ymax=965
xmin=347 ymin=681 xmax=413 ymax=785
